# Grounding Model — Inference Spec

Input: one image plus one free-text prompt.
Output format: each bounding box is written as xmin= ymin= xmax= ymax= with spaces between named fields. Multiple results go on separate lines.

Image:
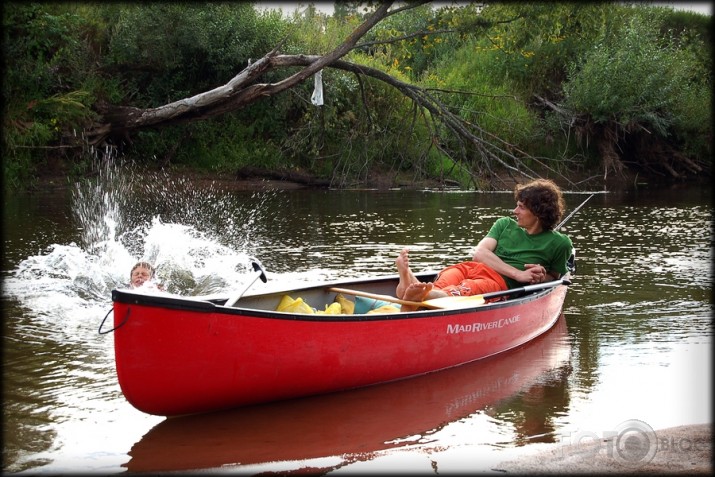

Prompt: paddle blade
xmin=422 ymin=295 xmax=485 ymax=309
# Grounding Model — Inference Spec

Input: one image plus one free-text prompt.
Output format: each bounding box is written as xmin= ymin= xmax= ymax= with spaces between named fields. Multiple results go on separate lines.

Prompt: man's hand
xmin=524 ymin=263 xmax=547 ymax=284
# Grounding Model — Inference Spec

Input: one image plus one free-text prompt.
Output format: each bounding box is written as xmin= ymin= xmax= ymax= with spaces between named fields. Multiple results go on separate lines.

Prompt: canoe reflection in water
xmin=125 ymin=315 xmax=571 ymax=473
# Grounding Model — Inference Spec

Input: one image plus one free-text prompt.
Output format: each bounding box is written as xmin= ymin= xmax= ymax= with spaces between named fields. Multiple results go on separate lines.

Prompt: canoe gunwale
xmin=111 ymin=273 xmax=568 ymax=322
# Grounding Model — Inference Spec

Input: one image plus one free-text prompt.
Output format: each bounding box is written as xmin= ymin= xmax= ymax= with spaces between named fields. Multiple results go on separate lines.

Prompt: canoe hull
xmin=111 ymin=275 xmax=568 ymax=416
xmin=125 ymin=315 xmax=571 ymax=472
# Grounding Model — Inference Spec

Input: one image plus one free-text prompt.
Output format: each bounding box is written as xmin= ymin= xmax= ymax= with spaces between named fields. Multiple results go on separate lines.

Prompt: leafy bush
xmin=2 ymin=4 xmax=101 ymax=187
xmin=430 ymin=39 xmax=538 ymax=147
xmin=563 ymin=8 xmax=712 ymax=139
xmin=106 ymin=4 xmax=270 ymax=105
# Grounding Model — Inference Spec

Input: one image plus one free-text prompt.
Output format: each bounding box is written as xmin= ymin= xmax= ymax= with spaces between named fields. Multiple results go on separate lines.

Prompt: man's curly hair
xmin=514 ymin=179 xmax=565 ymax=231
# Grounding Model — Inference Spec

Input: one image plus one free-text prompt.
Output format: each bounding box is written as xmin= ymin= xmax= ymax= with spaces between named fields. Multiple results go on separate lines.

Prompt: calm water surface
xmin=2 ymin=171 xmax=711 ymax=474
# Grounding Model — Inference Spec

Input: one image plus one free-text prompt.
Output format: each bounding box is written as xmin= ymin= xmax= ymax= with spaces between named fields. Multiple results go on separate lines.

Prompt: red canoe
xmin=125 ymin=315 xmax=571 ymax=473
xmin=107 ymin=271 xmax=570 ymax=416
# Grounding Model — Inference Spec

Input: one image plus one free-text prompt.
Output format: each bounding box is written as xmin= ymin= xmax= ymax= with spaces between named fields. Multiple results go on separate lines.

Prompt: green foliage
xmin=2 ymin=2 xmax=712 ymax=190
xmin=659 ymin=8 xmax=712 ymax=52
xmin=282 ymin=4 xmax=356 ymax=55
xmin=180 ymin=119 xmax=284 ymax=172
xmin=563 ymin=8 xmax=711 ymax=138
xmin=107 ymin=3 xmax=284 ymax=104
xmin=430 ymin=39 xmax=537 ymax=146
xmin=125 ymin=115 xmax=285 ymax=173
xmin=2 ymin=3 xmax=102 ymax=187
xmin=279 ymin=52 xmax=438 ymax=184
xmin=2 ymin=4 xmax=104 ymax=112
xmin=475 ymin=3 xmax=610 ymax=97
xmin=362 ymin=3 xmax=437 ymax=78
xmin=423 ymin=150 xmax=476 ymax=188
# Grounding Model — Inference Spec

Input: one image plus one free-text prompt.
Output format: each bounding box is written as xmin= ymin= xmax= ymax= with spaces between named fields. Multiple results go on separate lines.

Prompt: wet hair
xmin=130 ymin=261 xmax=155 ymax=280
xmin=514 ymin=179 xmax=565 ymax=231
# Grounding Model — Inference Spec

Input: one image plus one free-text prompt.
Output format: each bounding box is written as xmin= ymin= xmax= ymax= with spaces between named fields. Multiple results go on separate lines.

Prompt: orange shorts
xmin=433 ymin=261 xmax=508 ymax=296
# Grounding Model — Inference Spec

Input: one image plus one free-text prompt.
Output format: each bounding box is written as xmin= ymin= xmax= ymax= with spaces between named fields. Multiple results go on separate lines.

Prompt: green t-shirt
xmin=486 ymin=216 xmax=573 ymax=288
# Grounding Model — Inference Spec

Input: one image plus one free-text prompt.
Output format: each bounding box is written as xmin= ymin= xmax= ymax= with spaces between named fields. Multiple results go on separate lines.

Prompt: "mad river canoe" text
xmin=447 ymin=315 xmax=520 ymax=334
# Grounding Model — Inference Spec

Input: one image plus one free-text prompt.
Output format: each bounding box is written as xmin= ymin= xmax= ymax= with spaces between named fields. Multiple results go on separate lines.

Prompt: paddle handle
xmin=225 ymin=261 xmax=268 ymax=307
xmin=480 ymin=278 xmax=571 ymax=300
xmin=328 ymin=288 xmax=443 ymax=310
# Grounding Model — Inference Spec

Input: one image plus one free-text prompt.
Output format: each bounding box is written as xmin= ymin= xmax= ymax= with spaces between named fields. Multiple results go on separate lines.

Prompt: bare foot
xmin=396 ymin=248 xmax=420 ymax=298
xmin=400 ymin=282 xmax=433 ymax=311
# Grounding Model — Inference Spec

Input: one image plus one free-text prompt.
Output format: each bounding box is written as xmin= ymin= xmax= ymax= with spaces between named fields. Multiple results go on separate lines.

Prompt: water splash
xmin=7 ymin=160 xmax=279 ymax=313
xmin=72 ymin=161 xmax=129 ymax=252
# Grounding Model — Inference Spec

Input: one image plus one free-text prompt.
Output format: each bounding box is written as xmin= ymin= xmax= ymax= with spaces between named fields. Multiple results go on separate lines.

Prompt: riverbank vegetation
xmin=2 ymin=2 xmax=711 ymax=191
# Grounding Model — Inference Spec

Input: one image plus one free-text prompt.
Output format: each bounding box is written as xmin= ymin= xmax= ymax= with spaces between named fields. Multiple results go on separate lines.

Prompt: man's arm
xmin=472 ymin=237 xmax=546 ymax=284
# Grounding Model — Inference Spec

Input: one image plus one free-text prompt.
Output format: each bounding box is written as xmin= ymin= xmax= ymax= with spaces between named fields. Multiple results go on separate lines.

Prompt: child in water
xmin=129 ymin=261 xmax=164 ymax=291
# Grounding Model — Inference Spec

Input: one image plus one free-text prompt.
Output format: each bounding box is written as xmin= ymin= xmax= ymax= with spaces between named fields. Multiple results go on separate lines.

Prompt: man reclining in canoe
xmin=397 ymin=178 xmax=573 ymax=311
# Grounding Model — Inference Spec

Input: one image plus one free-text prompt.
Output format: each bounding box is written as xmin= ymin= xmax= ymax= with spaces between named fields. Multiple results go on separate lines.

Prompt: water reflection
xmin=125 ymin=316 xmax=571 ymax=473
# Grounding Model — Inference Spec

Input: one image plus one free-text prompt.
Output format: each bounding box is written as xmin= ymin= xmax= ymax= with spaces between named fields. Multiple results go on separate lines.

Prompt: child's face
xmin=131 ymin=266 xmax=153 ymax=288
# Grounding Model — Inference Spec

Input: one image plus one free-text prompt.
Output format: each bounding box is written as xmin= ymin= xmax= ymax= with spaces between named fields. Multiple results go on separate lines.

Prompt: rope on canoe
xmin=99 ymin=307 xmax=129 ymax=334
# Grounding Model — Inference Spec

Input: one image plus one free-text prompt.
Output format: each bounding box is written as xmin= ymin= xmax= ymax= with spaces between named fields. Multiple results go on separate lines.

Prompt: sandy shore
xmin=494 ymin=423 xmax=712 ymax=474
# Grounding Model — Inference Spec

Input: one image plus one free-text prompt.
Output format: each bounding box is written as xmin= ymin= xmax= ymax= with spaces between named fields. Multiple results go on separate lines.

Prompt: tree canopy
xmin=2 ymin=2 xmax=711 ymax=190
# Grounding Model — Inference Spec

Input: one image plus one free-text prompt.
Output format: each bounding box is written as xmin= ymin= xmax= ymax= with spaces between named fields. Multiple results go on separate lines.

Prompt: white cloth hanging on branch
xmin=311 ymin=70 xmax=324 ymax=106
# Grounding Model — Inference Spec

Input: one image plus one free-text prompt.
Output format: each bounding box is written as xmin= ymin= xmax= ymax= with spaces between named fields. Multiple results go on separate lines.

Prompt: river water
xmin=2 ymin=168 xmax=712 ymax=474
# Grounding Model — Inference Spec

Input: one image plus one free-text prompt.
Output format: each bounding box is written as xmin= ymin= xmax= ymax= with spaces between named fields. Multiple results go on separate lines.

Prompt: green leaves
xmin=2 ymin=2 xmax=711 ymax=190
xmin=563 ymin=8 xmax=711 ymax=138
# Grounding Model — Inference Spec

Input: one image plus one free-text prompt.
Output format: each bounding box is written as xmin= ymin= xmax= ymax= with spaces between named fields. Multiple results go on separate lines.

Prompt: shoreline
xmin=494 ymin=423 xmax=712 ymax=474
xmin=24 ymin=166 xmax=713 ymax=194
